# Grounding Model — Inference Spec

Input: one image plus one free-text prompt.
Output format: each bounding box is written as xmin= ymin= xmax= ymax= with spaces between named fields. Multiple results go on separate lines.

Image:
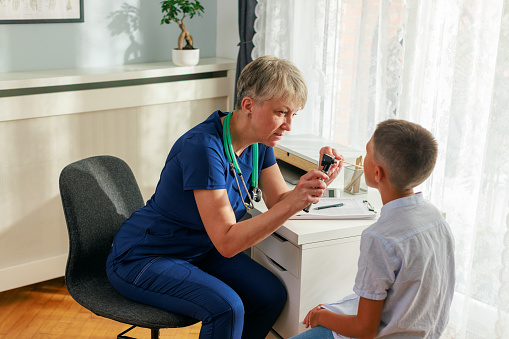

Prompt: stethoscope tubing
xmin=222 ymin=112 xmax=261 ymax=210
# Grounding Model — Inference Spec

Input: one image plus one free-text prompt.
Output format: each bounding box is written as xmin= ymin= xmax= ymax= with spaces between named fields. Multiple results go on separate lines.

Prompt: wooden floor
xmin=0 ymin=277 xmax=201 ymax=339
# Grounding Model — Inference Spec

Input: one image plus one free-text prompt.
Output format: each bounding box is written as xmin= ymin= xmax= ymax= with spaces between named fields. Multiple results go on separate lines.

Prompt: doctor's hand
xmin=288 ymin=169 xmax=329 ymax=210
xmin=319 ymin=146 xmax=344 ymax=187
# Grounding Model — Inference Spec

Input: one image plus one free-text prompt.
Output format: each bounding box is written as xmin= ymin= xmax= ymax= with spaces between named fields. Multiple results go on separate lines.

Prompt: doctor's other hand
xmin=289 ymin=169 xmax=329 ymax=210
xmin=319 ymin=146 xmax=344 ymax=186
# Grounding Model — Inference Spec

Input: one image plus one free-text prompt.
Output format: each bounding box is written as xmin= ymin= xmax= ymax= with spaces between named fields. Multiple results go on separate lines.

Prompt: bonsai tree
xmin=160 ymin=0 xmax=204 ymax=50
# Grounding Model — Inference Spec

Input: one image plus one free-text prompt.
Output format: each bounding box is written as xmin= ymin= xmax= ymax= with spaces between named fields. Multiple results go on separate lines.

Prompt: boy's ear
xmin=374 ymin=164 xmax=385 ymax=183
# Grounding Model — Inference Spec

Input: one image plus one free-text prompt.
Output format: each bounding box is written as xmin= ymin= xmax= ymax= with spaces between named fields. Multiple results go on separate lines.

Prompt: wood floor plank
xmin=0 ymin=277 xmax=201 ymax=339
xmin=2 ymin=286 xmax=41 ymax=337
xmin=0 ymin=286 xmax=31 ymax=334
xmin=36 ymin=288 xmax=74 ymax=337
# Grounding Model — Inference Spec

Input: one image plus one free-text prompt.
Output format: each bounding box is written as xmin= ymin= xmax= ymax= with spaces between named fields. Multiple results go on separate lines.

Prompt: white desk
xmin=251 ymin=135 xmax=382 ymax=338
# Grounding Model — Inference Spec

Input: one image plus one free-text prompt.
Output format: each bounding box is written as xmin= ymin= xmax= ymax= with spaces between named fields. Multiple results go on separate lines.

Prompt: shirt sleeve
xmin=180 ymin=134 xmax=227 ymax=190
xmin=353 ymin=230 xmax=399 ymax=301
xmin=261 ymin=145 xmax=277 ymax=169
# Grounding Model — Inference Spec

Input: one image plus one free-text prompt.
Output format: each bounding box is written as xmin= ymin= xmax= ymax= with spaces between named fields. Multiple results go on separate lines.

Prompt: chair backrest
xmin=59 ymin=156 xmax=144 ymax=288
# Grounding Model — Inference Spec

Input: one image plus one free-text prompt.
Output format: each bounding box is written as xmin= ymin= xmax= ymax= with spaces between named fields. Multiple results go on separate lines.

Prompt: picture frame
xmin=0 ymin=0 xmax=84 ymax=24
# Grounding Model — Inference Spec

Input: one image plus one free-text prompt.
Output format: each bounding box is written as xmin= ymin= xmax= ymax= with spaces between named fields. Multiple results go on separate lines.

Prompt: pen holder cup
xmin=343 ymin=165 xmax=367 ymax=195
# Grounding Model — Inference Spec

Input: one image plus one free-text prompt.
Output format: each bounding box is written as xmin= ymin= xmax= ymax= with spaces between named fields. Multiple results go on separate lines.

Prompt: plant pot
xmin=172 ymin=48 xmax=200 ymax=66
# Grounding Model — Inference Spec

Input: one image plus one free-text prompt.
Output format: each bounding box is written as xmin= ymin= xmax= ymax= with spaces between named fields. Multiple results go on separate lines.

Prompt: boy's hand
xmin=302 ymin=298 xmax=384 ymax=337
xmin=303 ymin=304 xmax=328 ymax=328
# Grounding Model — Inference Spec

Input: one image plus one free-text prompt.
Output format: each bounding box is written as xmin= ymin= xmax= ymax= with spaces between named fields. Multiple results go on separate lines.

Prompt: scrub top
xmin=109 ymin=110 xmax=277 ymax=264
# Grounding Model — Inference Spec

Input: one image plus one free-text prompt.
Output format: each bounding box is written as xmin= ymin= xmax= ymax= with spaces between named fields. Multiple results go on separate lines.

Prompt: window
xmin=253 ymin=0 xmax=509 ymax=336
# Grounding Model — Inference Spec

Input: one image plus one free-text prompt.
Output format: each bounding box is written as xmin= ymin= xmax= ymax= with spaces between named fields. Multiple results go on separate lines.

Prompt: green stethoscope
xmin=222 ymin=111 xmax=262 ymax=210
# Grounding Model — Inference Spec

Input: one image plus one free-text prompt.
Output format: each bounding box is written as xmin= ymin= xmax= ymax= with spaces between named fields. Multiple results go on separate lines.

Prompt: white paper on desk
xmin=290 ymin=198 xmax=377 ymax=220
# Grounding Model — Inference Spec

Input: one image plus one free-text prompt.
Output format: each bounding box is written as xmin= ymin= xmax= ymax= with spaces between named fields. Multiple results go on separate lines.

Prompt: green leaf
xmin=160 ymin=0 xmax=205 ymax=25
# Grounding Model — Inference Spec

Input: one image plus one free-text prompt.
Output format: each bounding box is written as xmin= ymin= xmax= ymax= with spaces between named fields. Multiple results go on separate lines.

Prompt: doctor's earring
xmin=247 ymin=113 xmax=252 ymax=118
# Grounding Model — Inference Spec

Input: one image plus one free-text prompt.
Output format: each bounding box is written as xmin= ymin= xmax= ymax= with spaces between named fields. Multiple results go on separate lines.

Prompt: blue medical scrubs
xmin=106 ymin=111 xmax=287 ymax=339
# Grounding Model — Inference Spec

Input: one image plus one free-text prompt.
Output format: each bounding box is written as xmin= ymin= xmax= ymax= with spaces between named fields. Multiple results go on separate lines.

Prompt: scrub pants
xmin=106 ymin=248 xmax=287 ymax=339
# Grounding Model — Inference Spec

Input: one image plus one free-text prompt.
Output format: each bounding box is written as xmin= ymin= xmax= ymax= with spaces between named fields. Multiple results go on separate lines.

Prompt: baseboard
xmin=0 ymin=254 xmax=67 ymax=292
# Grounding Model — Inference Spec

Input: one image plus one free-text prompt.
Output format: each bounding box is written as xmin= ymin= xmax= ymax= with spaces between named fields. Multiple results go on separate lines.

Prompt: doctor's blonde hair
xmin=235 ymin=55 xmax=307 ymax=110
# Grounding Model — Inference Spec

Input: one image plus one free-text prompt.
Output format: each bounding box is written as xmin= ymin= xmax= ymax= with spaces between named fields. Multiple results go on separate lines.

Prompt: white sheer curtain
xmin=253 ymin=0 xmax=509 ymax=337
xmin=253 ymin=0 xmax=342 ymax=138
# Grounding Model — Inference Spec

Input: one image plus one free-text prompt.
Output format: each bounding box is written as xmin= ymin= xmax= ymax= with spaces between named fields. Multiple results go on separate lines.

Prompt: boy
xmin=291 ymin=119 xmax=455 ymax=338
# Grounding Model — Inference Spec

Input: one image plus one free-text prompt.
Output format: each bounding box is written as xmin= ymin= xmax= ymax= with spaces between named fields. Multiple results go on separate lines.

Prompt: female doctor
xmin=106 ymin=55 xmax=344 ymax=339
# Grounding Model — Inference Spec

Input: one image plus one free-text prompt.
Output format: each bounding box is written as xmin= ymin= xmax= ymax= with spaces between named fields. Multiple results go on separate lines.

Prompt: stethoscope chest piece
xmin=251 ymin=187 xmax=262 ymax=202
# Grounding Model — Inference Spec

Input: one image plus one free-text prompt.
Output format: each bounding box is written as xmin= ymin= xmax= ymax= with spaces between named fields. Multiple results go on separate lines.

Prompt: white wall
xmin=0 ymin=0 xmax=218 ymax=72
xmin=216 ymin=0 xmax=239 ymax=60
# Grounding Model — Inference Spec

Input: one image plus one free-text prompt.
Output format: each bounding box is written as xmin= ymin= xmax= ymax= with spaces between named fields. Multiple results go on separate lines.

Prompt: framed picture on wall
xmin=0 ymin=0 xmax=84 ymax=24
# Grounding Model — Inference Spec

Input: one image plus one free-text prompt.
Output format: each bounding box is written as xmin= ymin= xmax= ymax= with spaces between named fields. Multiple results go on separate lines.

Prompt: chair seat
xmin=68 ymin=276 xmax=198 ymax=329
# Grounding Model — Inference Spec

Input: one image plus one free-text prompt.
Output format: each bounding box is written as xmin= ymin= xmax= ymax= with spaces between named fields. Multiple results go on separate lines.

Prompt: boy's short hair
xmin=373 ymin=119 xmax=438 ymax=191
xmin=235 ymin=55 xmax=308 ymax=110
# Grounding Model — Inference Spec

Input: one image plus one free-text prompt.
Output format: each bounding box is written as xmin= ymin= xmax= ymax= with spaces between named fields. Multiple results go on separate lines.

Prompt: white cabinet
xmin=253 ymin=225 xmax=366 ymax=338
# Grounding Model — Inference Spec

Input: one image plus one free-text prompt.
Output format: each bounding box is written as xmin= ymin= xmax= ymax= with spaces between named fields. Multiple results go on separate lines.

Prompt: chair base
xmin=117 ymin=325 xmax=159 ymax=339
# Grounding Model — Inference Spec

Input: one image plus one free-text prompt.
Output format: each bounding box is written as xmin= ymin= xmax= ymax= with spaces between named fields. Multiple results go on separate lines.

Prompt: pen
xmin=363 ymin=200 xmax=375 ymax=212
xmin=315 ymin=203 xmax=344 ymax=210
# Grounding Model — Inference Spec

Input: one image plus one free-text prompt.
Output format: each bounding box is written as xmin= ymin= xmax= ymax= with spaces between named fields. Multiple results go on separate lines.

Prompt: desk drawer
xmin=252 ymin=247 xmax=300 ymax=306
xmin=253 ymin=247 xmax=307 ymax=338
xmin=256 ymin=232 xmax=300 ymax=278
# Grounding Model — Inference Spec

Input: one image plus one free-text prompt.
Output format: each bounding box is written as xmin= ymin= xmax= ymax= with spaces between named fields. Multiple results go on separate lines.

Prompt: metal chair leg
xmin=117 ymin=325 xmax=136 ymax=338
xmin=117 ymin=326 xmax=159 ymax=339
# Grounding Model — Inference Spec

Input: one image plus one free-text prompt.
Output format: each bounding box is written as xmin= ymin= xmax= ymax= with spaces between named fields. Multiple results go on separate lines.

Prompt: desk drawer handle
xmin=268 ymin=257 xmax=287 ymax=272
xmin=272 ymin=232 xmax=288 ymax=243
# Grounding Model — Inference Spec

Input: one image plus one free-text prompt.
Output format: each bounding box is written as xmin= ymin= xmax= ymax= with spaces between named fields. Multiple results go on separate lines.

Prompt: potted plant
xmin=160 ymin=0 xmax=204 ymax=66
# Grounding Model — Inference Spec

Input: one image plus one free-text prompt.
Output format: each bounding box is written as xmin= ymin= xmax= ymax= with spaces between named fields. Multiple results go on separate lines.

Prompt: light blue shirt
xmin=323 ymin=193 xmax=455 ymax=338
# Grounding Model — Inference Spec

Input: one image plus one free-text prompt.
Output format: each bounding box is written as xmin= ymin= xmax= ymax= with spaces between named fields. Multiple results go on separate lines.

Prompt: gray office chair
xmin=59 ymin=155 xmax=199 ymax=339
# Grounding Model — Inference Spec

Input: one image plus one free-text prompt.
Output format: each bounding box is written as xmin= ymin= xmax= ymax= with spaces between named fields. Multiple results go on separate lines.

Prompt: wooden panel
xmin=274 ymin=147 xmax=317 ymax=172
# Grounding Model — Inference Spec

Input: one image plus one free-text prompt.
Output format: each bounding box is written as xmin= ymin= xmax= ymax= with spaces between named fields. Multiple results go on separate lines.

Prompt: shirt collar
xmin=381 ymin=192 xmax=424 ymax=215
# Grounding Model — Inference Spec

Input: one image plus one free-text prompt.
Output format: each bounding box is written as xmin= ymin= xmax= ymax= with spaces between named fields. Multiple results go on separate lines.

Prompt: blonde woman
xmin=107 ymin=56 xmax=343 ymax=339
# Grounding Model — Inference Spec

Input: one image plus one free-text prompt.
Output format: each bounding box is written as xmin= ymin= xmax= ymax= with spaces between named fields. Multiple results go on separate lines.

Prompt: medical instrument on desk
xmin=303 ymin=153 xmax=336 ymax=213
xmin=223 ymin=112 xmax=261 ymax=211
xmin=315 ymin=203 xmax=344 ymax=210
